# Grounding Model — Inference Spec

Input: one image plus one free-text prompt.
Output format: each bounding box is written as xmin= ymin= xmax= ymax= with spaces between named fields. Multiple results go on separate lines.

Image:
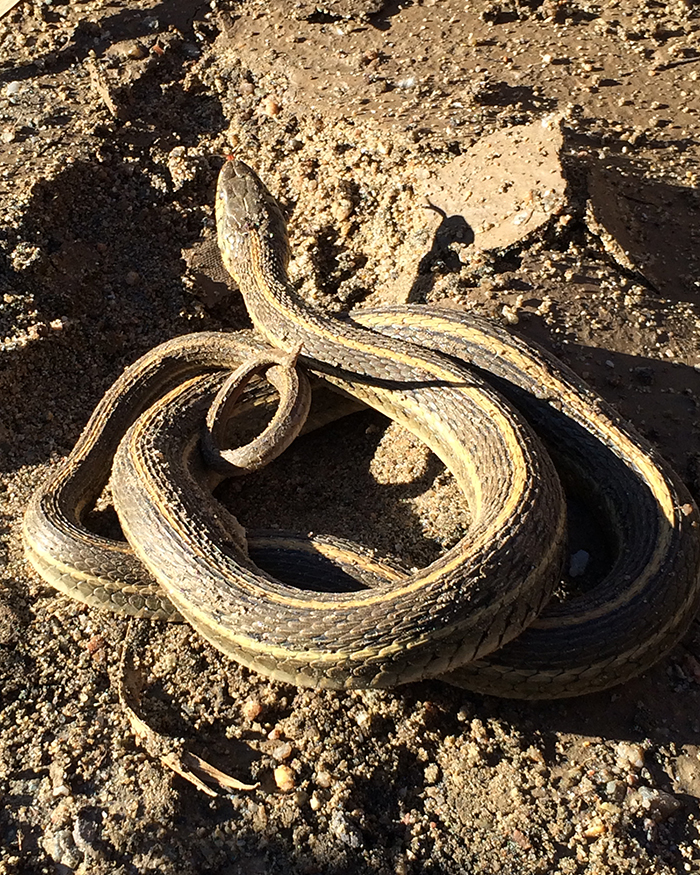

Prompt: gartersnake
xmin=23 ymin=157 xmax=700 ymax=698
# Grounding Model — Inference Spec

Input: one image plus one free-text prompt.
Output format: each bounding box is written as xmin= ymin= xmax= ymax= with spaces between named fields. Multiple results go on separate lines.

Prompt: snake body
xmin=23 ymin=158 xmax=700 ymax=697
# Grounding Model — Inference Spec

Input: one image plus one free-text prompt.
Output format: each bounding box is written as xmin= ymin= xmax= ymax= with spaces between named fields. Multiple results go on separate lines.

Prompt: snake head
xmin=216 ymin=157 xmax=291 ymax=284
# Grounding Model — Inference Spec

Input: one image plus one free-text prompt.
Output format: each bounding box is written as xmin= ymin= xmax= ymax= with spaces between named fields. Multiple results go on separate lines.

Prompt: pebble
xmin=5 ymin=81 xmax=20 ymax=97
xmin=330 ymin=809 xmax=363 ymax=848
xmin=273 ymin=764 xmax=296 ymax=792
xmin=125 ymin=42 xmax=147 ymax=60
xmin=261 ymin=96 xmax=281 ymax=117
xmin=42 ymin=828 xmax=81 ymax=869
xmin=354 ymin=709 xmax=371 ymax=730
xmin=72 ymin=810 xmax=100 ymax=853
xmin=628 ymin=786 xmax=682 ymax=822
xmin=272 ymin=742 xmax=293 ymax=761
xmin=424 ymin=764 xmax=440 ymax=784
xmin=501 ymin=304 xmax=519 ymax=325
xmin=470 ymin=718 xmax=488 ymax=741
xmin=633 ymin=366 xmax=655 ymax=385
xmin=331 ymin=199 xmax=355 ymax=223
xmin=27 ymin=322 xmax=50 ymax=340
xmin=315 ymin=769 xmax=332 ymax=789
xmin=616 ymin=742 xmax=645 ymax=771
xmin=606 ymin=780 xmax=627 ymax=802
xmin=241 ymin=698 xmax=263 ymax=721
xmin=569 ymin=550 xmax=590 ymax=578
xmin=583 ymin=816 xmax=606 ymax=839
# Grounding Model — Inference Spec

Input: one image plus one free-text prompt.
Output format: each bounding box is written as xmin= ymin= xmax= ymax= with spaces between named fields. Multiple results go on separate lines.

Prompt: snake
xmin=23 ymin=157 xmax=700 ymax=698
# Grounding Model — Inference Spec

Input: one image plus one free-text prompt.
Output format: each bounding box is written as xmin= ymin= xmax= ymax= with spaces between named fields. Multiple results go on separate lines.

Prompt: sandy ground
xmin=2 ymin=1 xmax=700 ymax=873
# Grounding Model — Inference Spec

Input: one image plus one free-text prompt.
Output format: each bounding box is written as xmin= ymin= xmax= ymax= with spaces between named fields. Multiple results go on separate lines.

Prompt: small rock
xmin=274 ymin=764 xmax=296 ymax=792
xmin=470 ymin=718 xmax=488 ymax=741
xmin=330 ymin=809 xmax=363 ymax=848
xmin=628 ymin=786 xmax=682 ymax=822
xmin=501 ymin=304 xmax=519 ymax=325
xmin=42 ymin=828 xmax=81 ymax=869
xmin=583 ymin=816 xmax=606 ymax=839
xmin=49 ymin=760 xmax=68 ymax=795
xmin=27 ymin=322 xmax=50 ymax=340
xmin=569 ymin=550 xmax=590 ymax=578
xmin=272 ymin=742 xmax=293 ymax=761
xmin=424 ymin=764 xmax=440 ymax=784
xmin=72 ymin=809 xmax=100 ymax=853
xmin=241 ymin=698 xmax=263 ymax=721
xmin=293 ymin=789 xmax=309 ymax=806
xmin=672 ymin=754 xmax=700 ymax=797
xmin=261 ymin=96 xmax=282 ymax=117
xmin=424 ymin=116 xmax=567 ymax=252
xmin=510 ymin=827 xmax=532 ymax=849
xmin=315 ymin=769 xmax=332 ymax=789
xmin=125 ymin=41 xmax=147 ymax=59
xmin=331 ymin=199 xmax=354 ymax=223
xmin=353 ymin=709 xmax=371 ymax=730
xmin=633 ymin=366 xmax=655 ymax=386
xmin=606 ymin=779 xmax=627 ymax=802
xmin=616 ymin=742 xmax=645 ymax=771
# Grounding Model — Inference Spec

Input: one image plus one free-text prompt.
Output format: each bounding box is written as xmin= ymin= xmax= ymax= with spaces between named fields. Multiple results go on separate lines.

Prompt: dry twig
xmin=117 ymin=622 xmax=259 ymax=796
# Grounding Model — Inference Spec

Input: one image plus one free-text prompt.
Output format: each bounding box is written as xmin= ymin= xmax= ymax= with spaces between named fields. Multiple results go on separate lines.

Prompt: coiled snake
xmin=23 ymin=158 xmax=700 ymax=698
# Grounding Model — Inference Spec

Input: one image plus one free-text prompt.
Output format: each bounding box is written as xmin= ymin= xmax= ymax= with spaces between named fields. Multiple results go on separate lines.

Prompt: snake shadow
xmin=217 ymin=406 xmax=466 ymax=576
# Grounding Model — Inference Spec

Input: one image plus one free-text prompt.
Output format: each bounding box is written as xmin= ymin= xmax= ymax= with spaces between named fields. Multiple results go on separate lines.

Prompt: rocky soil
xmin=1 ymin=1 xmax=700 ymax=873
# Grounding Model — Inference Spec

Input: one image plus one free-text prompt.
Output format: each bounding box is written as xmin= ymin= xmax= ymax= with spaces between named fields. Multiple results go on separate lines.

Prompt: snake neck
xmin=215 ymin=158 xmax=410 ymax=379
xmin=232 ymin=233 xmax=341 ymax=358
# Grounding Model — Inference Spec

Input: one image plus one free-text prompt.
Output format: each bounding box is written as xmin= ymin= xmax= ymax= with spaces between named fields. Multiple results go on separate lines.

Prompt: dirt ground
xmin=2 ymin=0 xmax=700 ymax=873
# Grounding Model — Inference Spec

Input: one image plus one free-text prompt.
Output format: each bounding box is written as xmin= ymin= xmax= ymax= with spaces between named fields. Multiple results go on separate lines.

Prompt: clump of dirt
xmin=1 ymin=1 xmax=700 ymax=874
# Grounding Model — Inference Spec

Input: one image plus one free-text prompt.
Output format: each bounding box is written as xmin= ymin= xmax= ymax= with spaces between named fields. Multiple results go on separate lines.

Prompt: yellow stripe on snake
xmin=23 ymin=158 xmax=700 ymax=698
